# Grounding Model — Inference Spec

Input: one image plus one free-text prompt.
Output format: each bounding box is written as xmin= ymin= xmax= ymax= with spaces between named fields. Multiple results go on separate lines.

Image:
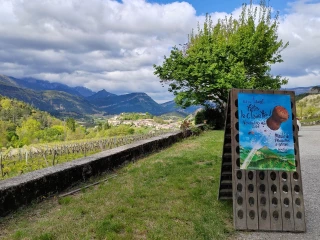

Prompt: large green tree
xmin=154 ymin=1 xmax=289 ymax=112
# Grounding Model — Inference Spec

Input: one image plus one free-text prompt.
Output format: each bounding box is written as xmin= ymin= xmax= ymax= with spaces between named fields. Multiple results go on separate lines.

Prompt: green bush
xmin=190 ymin=126 xmax=202 ymax=136
xmin=195 ymin=107 xmax=225 ymax=129
xmin=195 ymin=110 xmax=206 ymax=125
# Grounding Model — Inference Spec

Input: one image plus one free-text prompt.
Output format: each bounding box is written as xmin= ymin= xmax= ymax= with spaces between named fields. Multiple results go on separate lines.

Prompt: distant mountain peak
xmin=0 ymin=75 xmax=20 ymax=87
xmin=310 ymin=86 xmax=320 ymax=94
xmin=124 ymin=92 xmax=148 ymax=96
xmin=133 ymin=92 xmax=147 ymax=95
xmin=90 ymin=89 xmax=116 ymax=98
xmin=73 ymin=86 xmax=96 ymax=97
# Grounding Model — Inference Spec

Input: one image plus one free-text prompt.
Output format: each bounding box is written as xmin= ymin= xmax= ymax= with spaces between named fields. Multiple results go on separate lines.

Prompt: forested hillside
xmin=0 ymin=95 xmax=170 ymax=149
xmin=0 ymin=95 xmax=67 ymax=148
xmin=296 ymin=93 xmax=320 ymax=119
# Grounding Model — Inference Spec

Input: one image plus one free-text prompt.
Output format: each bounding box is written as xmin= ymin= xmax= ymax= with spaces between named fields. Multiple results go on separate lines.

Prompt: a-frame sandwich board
xmin=218 ymin=88 xmax=306 ymax=232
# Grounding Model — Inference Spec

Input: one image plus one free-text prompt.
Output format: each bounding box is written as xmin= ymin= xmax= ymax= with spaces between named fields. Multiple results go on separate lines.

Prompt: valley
xmin=0 ymin=74 xmax=199 ymax=118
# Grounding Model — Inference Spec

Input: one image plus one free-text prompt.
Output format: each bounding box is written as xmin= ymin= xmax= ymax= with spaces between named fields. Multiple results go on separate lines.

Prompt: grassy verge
xmin=0 ymin=130 xmax=234 ymax=240
xmin=301 ymin=117 xmax=320 ymax=124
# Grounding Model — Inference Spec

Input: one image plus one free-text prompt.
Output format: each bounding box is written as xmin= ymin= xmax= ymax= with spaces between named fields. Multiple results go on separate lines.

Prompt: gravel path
xmin=235 ymin=125 xmax=320 ymax=240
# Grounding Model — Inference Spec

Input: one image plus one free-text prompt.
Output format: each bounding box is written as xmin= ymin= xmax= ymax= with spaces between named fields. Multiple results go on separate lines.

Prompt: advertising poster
xmin=238 ymin=93 xmax=296 ymax=171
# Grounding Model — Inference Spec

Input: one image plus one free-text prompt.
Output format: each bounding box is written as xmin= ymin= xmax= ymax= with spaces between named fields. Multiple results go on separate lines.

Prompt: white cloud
xmin=0 ymin=0 xmax=200 ymax=102
xmin=273 ymin=0 xmax=320 ymax=87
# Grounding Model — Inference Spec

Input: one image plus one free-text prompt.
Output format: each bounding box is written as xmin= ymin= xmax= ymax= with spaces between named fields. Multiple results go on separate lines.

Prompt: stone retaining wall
xmin=0 ymin=129 xmax=198 ymax=217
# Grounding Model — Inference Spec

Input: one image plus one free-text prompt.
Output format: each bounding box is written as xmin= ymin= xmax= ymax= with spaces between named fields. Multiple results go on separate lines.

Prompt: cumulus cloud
xmin=274 ymin=0 xmax=320 ymax=87
xmin=0 ymin=0 xmax=319 ymax=103
xmin=0 ymin=0 xmax=201 ymax=102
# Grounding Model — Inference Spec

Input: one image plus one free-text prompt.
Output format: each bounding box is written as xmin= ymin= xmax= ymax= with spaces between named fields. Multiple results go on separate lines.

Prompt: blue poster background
xmin=238 ymin=93 xmax=296 ymax=171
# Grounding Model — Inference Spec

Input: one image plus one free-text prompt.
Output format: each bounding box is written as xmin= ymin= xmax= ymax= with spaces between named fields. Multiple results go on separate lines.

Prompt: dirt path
xmin=234 ymin=125 xmax=320 ymax=240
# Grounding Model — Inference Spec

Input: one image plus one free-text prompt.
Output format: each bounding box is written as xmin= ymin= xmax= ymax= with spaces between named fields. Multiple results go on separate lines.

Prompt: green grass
xmin=0 ymin=130 xmax=234 ymax=240
xmin=301 ymin=117 xmax=320 ymax=123
xmin=1 ymin=149 xmax=101 ymax=180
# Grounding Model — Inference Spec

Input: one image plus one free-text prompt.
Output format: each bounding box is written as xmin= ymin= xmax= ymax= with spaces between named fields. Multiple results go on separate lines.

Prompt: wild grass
xmin=301 ymin=117 xmax=320 ymax=123
xmin=0 ymin=130 xmax=234 ymax=240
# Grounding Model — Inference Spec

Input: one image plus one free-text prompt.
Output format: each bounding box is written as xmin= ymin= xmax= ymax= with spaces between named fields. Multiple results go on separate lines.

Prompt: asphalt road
xmin=235 ymin=125 xmax=320 ymax=240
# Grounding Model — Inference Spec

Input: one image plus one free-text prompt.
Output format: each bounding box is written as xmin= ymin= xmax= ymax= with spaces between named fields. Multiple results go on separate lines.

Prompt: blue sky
xmin=0 ymin=0 xmax=319 ymax=103
xmin=149 ymin=0 xmax=288 ymax=15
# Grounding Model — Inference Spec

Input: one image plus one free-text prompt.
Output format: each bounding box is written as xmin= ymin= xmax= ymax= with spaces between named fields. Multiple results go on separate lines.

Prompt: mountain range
xmin=0 ymin=74 xmax=318 ymax=118
xmin=0 ymin=75 xmax=200 ymax=118
xmin=281 ymin=85 xmax=320 ymax=95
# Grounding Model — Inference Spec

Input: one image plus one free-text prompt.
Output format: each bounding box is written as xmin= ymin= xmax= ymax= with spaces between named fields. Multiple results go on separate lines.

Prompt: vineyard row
xmin=0 ymin=130 xmax=176 ymax=179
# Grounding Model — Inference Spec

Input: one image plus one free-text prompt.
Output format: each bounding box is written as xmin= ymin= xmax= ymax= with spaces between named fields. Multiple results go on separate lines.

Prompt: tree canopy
xmin=154 ymin=1 xmax=289 ymax=112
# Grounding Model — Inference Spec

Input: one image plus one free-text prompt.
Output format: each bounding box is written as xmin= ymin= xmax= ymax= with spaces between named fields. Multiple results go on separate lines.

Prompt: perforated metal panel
xmin=218 ymin=89 xmax=306 ymax=232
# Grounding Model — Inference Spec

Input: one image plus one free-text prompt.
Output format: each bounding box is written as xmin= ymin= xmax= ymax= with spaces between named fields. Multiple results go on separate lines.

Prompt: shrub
xmin=190 ymin=126 xmax=202 ymax=136
xmin=195 ymin=107 xmax=225 ymax=129
xmin=195 ymin=110 xmax=206 ymax=125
